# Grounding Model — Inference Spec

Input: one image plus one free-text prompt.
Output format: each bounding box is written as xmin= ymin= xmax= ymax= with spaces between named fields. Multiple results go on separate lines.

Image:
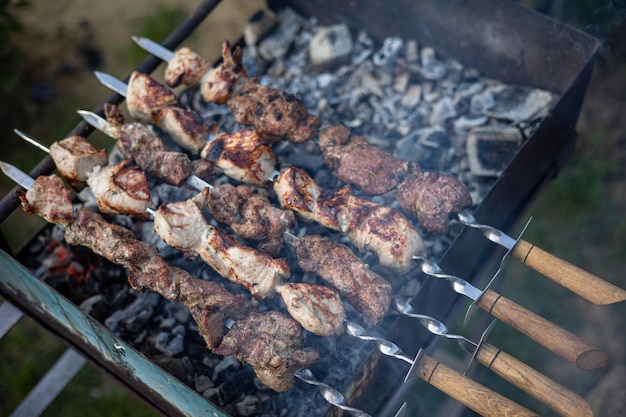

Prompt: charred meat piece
xmin=339 ymin=196 xmax=424 ymax=274
xmin=201 ymin=185 xmax=295 ymax=256
xmin=229 ymin=80 xmax=321 ymax=144
xmin=214 ymin=310 xmax=320 ymax=392
xmin=276 ymin=282 xmax=345 ymax=336
xmin=165 ymin=47 xmax=211 ymax=89
xmin=126 ymin=71 xmax=217 ymax=153
xmin=105 ymin=104 xmax=213 ymax=185
xmin=275 ymin=166 xmax=424 ymax=272
xmin=396 ymin=166 xmax=473 ymax=234
xmin=18 ymin=175 xmax=74 ymax=226
xmin=200 ymin=128 xmax=276 ymax=187
xmin=64 ymin=209 xmax=250 ymax=349
xmin=86 ymin=160 xmax=152 ymax=219
xmin=294 ymin=235 xmax=392 ymax=326
xmin=152 ymin=192 xmax=290 ymax=299
xmin=319 ymin=125 xmax=409 ymax=195
xmin=199 ymin=40 xmax=248 ymax=104
xmin=49 ymin=136 xmax=108 ymax=190
xmin=273 ymin=165 xmax=342 ymax=230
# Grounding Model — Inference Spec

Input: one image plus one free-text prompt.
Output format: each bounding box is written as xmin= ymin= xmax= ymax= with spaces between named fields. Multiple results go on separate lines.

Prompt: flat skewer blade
xmin=77 ymin=110 xmax=118 ymax=138
xmin=132 ymin=36 xmax=175 ymax=62
xmin=94 ymin=71 xmax=128 ymax=97
xmin=14 ymin=129 xmax=50 ymax=153
xmin=184 ymin=175 xmax=212 ymax=192
xmin=0 ymin=161 xmax=35 ymax=189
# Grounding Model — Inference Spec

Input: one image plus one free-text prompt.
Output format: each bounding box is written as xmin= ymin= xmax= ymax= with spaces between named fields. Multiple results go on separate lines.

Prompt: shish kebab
xmin=91 ymin=68 xmax=607 ymax=362
xmin=136 ymin=36 xmax=626 ymax=307
xmin=2 ymin=164 xmax=317 ymax=393
xmin=72 ymin=111 xmax=608 ymax=371
xmin=14 ymin=129 xmax=152 ymax=220
xmin=81 ymin=108 xmax=394 ymax=327
xmin=132 ymin=37 xmax=472 ymax=235
xmin=4 ymin=165 xmax=537 ymax=417
xmin=15 ymin=130 xmax=351 ymax=337
xmin=93 ymin=72 xmax=427 ymax=274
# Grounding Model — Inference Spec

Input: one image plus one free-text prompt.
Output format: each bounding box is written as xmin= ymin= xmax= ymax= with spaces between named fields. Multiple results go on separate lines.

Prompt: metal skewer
xmin=394 ymin=298 xmax=593 ymax=417
xmin=412 ymin=255 xmax=607 ymax=370
xmin=454 ymin=210 xmax=626 ymax=305
xmin=345 ymin=320 xmax=538 ymax=417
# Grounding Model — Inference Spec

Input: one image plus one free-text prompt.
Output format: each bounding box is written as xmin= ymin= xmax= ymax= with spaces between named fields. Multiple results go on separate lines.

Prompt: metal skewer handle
xmin=395 ymin=299 xmax=593 ymax=417
xmin=414 ymin=256 xmax=608 ymax=370
xmin=456 ymin=210 xmax=626 ymax=305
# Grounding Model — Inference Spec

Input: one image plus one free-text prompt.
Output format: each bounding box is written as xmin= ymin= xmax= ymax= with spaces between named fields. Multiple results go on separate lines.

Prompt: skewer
xmin=0 ymin=162 xmax=321 ymax=393
xmin=394 ymin=298 xmax=593 ymax=417
xmin=13 ymin=129 xmax=152 ymax=219
xmin=345 ymin=321 xmax=539 ymax=417
xmin=80 ymin=110 xmax=609 ymax=366
xmin=454 ymin=210 xmax=626 ymax=305
xmin=134 ymin=35 xmax=626 ymax=307
xmin=4 ymin=162 xmax=527 ymax=415
xmin=294 ymin=369 xmax=407 ymax=417
xmin=412 ymin=255 xmax=607 ymax=370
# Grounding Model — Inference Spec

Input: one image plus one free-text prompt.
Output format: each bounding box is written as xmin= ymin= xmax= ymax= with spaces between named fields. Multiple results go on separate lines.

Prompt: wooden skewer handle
xmin=477 ymin=289 xmax=607 ymax=370
xmin=413 ymin=354 xmax=539 ymax=417
xmin=476 ymin=342 xmax=593 ymax=417
xmin=512 ymin=239 xmax=626 ymax=305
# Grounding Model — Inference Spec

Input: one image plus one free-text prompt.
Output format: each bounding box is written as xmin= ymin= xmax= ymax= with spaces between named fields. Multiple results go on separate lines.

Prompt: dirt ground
xmin=1 ymin=1 xmax=625 ymax=416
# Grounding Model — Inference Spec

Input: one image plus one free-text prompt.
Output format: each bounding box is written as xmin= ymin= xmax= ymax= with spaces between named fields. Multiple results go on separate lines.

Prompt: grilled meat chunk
xmin=126 ymin=71 xmax=217 ymax=153
xmin=275 ymin=166 xmax=424 ymax=272
xmin=105 ymin=104 xmax=213 ymax=185
xmin=152 ymin=192 xmax=290 ymax=299
xmin=17 ymin=175 xmax=74 ymax=226
xmin=49 ymin=136 xmax=108 ymax=190
xmin=273 ymin=165 xmax=342 ymax=230
xmin=200 ymin=185 xmax=295 ymax=256
xmin=319 ymin=125 xmax=409 ymax=195
xmin=214 ymin=310 xmax=319 ymax=392
xmin=86 ymin=161 xmax=152 ymax=219
xmin=199 ymin=40 xmax=247 ymax=104
xmin=229 ymin=80 xmax=321 ymax=144
xmin=396 ymin=166 xmax=473 ymax=234
xmin=200 ymin=128 xmax=276 ymax=187
xmin=64 ymin=209 xmax=250 ymax=349
xmin=294 ymin=235 xmax=392 ymax=326
xmin=165 ymin=47 xmax=210 ymax=89
xmin=276 ymin=282 xmax=345 ymax=336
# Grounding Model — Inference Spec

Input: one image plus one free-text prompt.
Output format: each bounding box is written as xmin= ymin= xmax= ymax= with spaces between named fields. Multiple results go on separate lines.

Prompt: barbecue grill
xmin=0 ymin=0 xmax=610 ymax=416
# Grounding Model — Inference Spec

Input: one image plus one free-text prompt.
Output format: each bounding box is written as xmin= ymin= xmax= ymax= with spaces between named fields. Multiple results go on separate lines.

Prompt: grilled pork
xmin=276 ymin=282 xmax=345 ymax=336
xmin=164 ymin=47 xmax=211 ymax=89
xmin=214 ymin=310 xmax=320 ymax=392
xmin=293 ymin=235 xmax=392 ymax=326
xmin=105 ymin=104 xmax=214 ymax=185
xmin=86 ymin=161 xmax=152 ymax=219
xmin=396 ymin=166 xmax=473 ymax=234
xmin=274 ymin=166 xmax=425 ymax=272
xmin=18 ymin=175 xmax=74 ymax=226
xmin=199 ymin=40 xmax=247 ymax=104
xmin=126 ymin=71 xmax=217 ymax=153
xmin=200 ymin=128 xmax=276 ymax=187
xmin=229 ymin=80 xmax=322 ymax=144
xmin=319 ymin=125 xmax=409 ymax=195
xmin=49 ymin=136 xmax=108 ymax=190
xmin=152 ymin=191 xmax=290 ymax=299
xmin=199 ymin=185 xmax=295 ymax=256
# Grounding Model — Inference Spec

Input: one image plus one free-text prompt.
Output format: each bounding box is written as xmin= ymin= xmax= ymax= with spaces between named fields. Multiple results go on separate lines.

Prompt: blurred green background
xmin=1 ymin=1 xmax=625 ymax=416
